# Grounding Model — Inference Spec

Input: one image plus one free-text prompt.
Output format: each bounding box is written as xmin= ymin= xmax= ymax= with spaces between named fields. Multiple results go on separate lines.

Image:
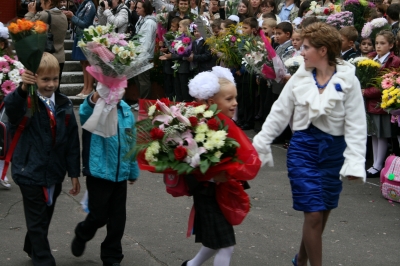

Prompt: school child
xmin=236 ymin=17 xmax=258 ymax=130
xmin=339 ymin=26 xmax=360 ymax=61
xmin=219 ymin=19 xmax=236 ymax=35
xmin=211 ymin=18 xmax=222 ymax=36
xmin=71 ymin=91 xmax=140 ymax=265
xmin=290 ymin=28 xmax=303 ymax=57
xmin=4 ymin=52 xmax=81 ymax=266
xmin=187 ymin=24 xmax=214 ymax=73
xmin=261 ymin=18 xmax=277 ymax=48
xmin=183 ymin=66 xmax=258 ymax=266
xmin=360 ymin=37 xmax=374 ymax=57
xmin=364 ymin=30 xmax=400 ymax=177
xmin=272 ymin=21 xmax=293 ymax=147
xmin=160 ymin=17 xmax=181 ymax=100
xmin=160 ymin=19 xmax=193 ymax=102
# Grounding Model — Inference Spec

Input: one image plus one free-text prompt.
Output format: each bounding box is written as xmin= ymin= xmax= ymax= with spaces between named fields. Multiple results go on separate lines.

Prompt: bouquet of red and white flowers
xmin=135 ymin=99 xmax=240 ymax=174
xmin=0 ymin=55 xmax=25 ymax=97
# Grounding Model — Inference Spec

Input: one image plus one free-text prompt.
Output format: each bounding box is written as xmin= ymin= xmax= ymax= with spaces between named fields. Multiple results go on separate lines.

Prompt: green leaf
xmin=208 ymin=104 xmax=218 ymax=113
xmin=200 ymin=160 xmax=211 ymax=174
xmin=209 ymin=156 xmax=220 ymax=163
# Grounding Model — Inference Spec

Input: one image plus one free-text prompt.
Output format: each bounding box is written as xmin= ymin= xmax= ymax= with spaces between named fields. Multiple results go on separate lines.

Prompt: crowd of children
xmin=3 ymin=0 xmax=400 ymax=265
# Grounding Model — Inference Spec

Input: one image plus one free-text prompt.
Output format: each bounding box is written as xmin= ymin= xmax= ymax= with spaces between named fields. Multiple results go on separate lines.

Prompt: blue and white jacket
xmin=80 ymin=95 xmax=139 ymax=182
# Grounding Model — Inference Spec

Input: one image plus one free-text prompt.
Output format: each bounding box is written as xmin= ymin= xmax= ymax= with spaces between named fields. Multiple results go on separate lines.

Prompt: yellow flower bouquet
xmin=349 ymin=57 xmax=381 ymax=88
xmin=381 ymin=86 xmax=400 ymax=113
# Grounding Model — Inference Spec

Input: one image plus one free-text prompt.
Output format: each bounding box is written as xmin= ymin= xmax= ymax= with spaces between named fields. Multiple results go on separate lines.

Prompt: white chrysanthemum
xmin=145 ymin=149 xmax=158 ymax=163
xmin=370 ymin=18 xmax=388 ymax=28
xmin=196 ymin=123 xmax=209 ymax=133
xmin=13 ymin=61 xmax=24 ymax=70
xmin=148 ymin=105 xmax=156 ymax=116
xmin=348 ymin=56 xmax=369 ymax=65
xmin=8 ymin=69 xmax=19 ymax=79
xmin=211 ymin=66 xmax=235 ymax=84
xmin=194 ymin=133 xmax=206 ymax=143
xmin=119 ymin=50 xmax=129 ymax=59
xmin=112 ymin=45 xmax=122 ymax=54
xmin=148 ymin=141 xmax=161 ymax=154
xmin=77 ymin=40 xmax=87 ymax=47
xmin=188 ymin=71 xmax=220 ymax=99
xmin=203 ymin=140 xmax=216 ymax=150
xmin=209 ymin=130 xmax=227 ymax=149
xmin=214 ymin=151 xmax=222 ymax=159
xmin=203 ymin=110 xmax=214 ymax=118
xmin=194 ymin=105 xmax=207 ymax=114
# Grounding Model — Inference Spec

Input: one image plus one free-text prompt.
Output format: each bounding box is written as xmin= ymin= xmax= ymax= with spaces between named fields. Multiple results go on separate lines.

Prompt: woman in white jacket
xmin=97 ymin=0 xmax=129 ymax=33
xmin=252 ymin=22 xmax=367 ymax=266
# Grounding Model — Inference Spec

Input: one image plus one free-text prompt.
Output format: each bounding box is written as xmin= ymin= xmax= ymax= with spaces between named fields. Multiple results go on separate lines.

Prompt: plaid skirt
xmin=192 ymin=182 xmax=236 ymax=249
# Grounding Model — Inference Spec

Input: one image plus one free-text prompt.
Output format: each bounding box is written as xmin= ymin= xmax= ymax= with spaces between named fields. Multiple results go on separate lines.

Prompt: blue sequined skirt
xmin=287 ymin=124 xmax=346 ymax=212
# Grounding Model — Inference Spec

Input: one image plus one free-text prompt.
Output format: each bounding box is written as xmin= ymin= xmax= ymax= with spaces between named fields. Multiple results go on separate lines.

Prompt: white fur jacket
xmin=252 ymin=61 xmax=367 ymax=182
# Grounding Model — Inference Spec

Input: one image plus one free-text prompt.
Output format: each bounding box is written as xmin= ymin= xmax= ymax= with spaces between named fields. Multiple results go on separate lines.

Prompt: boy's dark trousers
xmin=74 ymin=176 xmax=127 ymax=266
xmin=237 ymin=72 xmax=256 ymax=127
xmin=20 ymin=183 xmax=62 ymax=266
xmin=174 ymin=73 xmax=192 ymax=102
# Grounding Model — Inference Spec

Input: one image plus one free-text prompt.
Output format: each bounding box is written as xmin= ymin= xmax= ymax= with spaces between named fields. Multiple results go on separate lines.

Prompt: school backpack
xmin=163 ymin=173 xmax=191 ymax=197
xmin=380 ymin=155 xmax=400 ymax=203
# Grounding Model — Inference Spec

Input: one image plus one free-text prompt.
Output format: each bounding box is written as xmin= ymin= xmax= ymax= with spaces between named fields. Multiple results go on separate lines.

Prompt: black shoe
xmin=71 ymin=236 xmax=86 ymax=257
xmin=240 ymin=124 xmax=253 ymax=130
xmin=366 ymin=170 xmax=381 ymax=178
xmin=181 ymin=260 xmax=189 ymax=266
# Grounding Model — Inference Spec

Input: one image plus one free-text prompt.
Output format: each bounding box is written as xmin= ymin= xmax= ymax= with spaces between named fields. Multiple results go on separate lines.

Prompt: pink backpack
xmin=380 ymin=155 xmax=400 ymax=203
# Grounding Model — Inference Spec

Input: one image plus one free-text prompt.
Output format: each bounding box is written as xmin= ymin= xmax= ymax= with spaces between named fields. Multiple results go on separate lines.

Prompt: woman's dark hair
xmin=138 ymin=0 xmax=153 ymax=15
xmin=298 ymin=0 xmax=311 ymax=18
xmin=238 ymin=0 xmax=254 ymax=20
xmin=261 ymin=0 xmax=277 ymax=15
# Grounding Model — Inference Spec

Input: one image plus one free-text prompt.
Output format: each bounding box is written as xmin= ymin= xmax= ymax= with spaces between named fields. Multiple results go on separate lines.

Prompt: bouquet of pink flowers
xmin=171 ymin=33 xmax=192 ymax=57
xmin=326 ymin=11 xmax=354 ymax=30
xmin=78 ymin=24 xmax=153 ymax=137
xmin=0 ymin=55 xmax=25 ymax=97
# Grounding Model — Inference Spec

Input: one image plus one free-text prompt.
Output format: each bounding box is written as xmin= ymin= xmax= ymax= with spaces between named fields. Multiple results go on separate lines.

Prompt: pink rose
xmin=177 ymin=46 xmax=185 ymax=54
xmin=182 ymin=37 xmax=191 ymax=44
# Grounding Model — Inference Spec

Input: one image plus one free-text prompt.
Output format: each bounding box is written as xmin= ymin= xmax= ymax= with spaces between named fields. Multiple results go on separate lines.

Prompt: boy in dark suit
xmin=187 ymin=24 xmax=215 ymax=74
xmin=339 ymin=26 xmax=360 ymax=61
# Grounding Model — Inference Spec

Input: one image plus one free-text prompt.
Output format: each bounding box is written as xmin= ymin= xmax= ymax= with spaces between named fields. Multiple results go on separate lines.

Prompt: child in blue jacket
xmin=71 ymin=91 xmax=139 ymax=266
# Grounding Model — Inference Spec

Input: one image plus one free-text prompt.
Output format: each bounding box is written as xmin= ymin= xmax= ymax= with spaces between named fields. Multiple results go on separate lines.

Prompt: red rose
xmin=150 ymin=128 xmax=165 ymax=140
xmin=174 ymin=146 xmax=188 ymax=161
xmin=189 ymin=116 xmax=198 ymax=127
xmin=207 ymin=118 xmax=220 ymax=131
xmin=323 ymin=8 xmax=329 ymax=15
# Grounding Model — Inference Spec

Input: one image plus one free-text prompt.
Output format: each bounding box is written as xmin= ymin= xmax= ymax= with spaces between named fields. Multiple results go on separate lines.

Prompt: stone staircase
xmin=61 ymin=40 xmax=85 ymax=105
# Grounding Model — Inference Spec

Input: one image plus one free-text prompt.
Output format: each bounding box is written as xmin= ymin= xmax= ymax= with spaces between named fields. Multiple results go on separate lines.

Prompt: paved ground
xmin=0 ymin=107 xmax=399 ymax=266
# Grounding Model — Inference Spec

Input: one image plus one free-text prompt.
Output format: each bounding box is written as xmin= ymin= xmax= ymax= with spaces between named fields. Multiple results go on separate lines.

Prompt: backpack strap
xmin=1 ymin=96 xmax=32 ymax=181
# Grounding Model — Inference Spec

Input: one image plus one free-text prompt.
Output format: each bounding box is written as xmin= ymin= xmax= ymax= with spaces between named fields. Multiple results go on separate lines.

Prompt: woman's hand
xmin=21 ymin=70 xmax=36 ymax=91
xmin=159 ymin=54 xmax=172 ymax=60
xmin=63 ymin=10 xmax=74 ymax=19
xmin=28 ymin=2 xmax=37 ymax=13
xmin=104 ymin=0 xmax=110 ymax=9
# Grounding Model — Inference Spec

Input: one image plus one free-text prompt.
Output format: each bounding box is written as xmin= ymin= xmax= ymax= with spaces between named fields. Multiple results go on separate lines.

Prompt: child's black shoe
xmin=71 ymin=236 xmax=86 ymax=257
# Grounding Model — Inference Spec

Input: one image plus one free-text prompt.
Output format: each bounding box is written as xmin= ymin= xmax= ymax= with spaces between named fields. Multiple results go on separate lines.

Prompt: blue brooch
xmin=335 ymin=84 xmax=343 ymax=92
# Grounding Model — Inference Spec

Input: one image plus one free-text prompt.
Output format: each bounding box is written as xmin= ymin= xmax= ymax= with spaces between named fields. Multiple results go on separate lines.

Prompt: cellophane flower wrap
xmin=0 ymin=55 xmax=25 ymax=97
xmin=240 ymin=36 xmax=277 ymax=80
xmin=205 ymin=24 xmax=243 ymax=68
xmin=284 ymin=56 xmax=304 ymax=76
xmin=155 ymin=9 xmax=169 ymax=40
xmin=344 ymin=0 xmax=375 ymax=32
xmin=348 ymin=57 xmax=381 ymax=89
xmin=133 ymin=99 xmax=261 ymax=180
xmin=326 ymin=11 xmax=354 ymax=30
xmin=7 ymin=19 xmax=47 ymax=112
xmin=78 ymin=24 xmax=153 ymax=137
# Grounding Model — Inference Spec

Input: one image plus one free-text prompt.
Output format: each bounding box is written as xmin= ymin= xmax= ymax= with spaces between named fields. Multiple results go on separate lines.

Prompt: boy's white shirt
xmin=252 ymin=60 xmax=367 ymax=183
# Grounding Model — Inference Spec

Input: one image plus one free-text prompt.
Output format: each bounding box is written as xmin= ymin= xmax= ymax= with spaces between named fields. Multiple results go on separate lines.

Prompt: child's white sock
xmin=371 ymin=137 xmax=387 ymax=171
xmin=213 ymin=246 xmax=234 ymax=266
xmin=187 ymin=246 xmax=217 ymax=266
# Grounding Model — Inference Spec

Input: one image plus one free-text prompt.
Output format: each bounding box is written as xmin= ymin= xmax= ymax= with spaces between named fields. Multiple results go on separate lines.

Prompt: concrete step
xmin=61 ymin=71 xmax=84 ymax=84
xmin=68 ymin=96 xmax=85 ymax=105
xmin=64 ymin=40 xmax=74 ymax=51
xmin=63 ymin=61 xmax=82 ymax=72
xmin=60 ymin=83 xmax=84 ymax=96
xmin=65 ymin=50 xmax=73 ymax=61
